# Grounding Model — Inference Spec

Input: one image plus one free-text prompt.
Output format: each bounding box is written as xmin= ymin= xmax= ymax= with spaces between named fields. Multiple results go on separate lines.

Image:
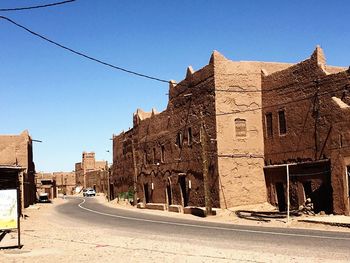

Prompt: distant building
xmin=112 ymin=47 xmax=350 ymax=215
xmin=85 ymin=169 xmax=109 ymax=195
xmin=75 ymin=152 xmax=107 ymax=189
xmin=53 ymin=172 xmax=76 ymax=195
xmin=35 ymin=171 xmax=76 ymax=198
xmin=35 ymin=172 xmax=57 ymax=200
xmin=0 ymin=130 xmax=36 ymax=209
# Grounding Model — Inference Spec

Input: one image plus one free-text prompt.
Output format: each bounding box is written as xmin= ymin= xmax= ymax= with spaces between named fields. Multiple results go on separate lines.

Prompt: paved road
xmin=55 ymin=197 xmax=350 ymax=261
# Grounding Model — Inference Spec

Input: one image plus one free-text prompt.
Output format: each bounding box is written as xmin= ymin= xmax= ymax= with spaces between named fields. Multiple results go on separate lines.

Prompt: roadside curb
xmin=298 ymin=219 xmax=350 ymax=228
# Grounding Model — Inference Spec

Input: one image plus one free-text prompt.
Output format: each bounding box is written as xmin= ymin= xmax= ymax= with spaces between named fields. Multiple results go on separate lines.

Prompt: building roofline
xmin=0 ymin=165 xmax=26 ymax=170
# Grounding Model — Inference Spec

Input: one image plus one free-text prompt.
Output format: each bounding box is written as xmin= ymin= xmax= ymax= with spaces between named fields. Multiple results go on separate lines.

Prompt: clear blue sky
xmin=1 ymin=0 xmax=349 ymax=172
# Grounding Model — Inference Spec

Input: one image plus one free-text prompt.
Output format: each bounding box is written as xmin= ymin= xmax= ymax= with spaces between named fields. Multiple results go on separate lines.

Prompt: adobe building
xmin=35 ymin=171 xmax=76 ymax=197
xmin=112 ymin=51 xmax=292 ymax=210
xmin=85 ymin=169 xmax=109 ymax=195
xmin=262 ymin=46 xmax=349 ymax=215
xmin=53 ymin=172 xmax=76 ymax=195
xmin=35 ymin=172 xmax=57 ymax=200
xmin=75 ymin=152 xmax=107 ymax=189
xmin=0 ymin=130 xmax=36 ymax=209
xmin=112 ymin=47 xmax=350 ymax=215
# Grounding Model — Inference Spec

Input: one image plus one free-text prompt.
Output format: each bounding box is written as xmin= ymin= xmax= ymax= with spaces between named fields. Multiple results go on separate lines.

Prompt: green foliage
xmin=118 ymin=189 xmax=134 ymax=201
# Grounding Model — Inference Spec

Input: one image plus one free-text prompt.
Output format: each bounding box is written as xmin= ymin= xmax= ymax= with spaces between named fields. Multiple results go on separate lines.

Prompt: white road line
xmin=77 ymin=199 xmax=350 ymax=241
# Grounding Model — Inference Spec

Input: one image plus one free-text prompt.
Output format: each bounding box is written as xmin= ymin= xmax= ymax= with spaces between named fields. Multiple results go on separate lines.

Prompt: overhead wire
xmin=1 ymin=16 xmax=349 ymax=165
xmin=123 ymin=81 xmax=348 ymax=148
xmin=216 ymin=85 xmax=348 ymax=116
xmin=118 ymin=80 xmax=349 ymax=167
xmin=1 ymin=16 xmax=348 ymax=92
xmin=0 ymin=0 xmax=77 ymax=12
xmin=0 ymin=16 xmax=170 ymax=84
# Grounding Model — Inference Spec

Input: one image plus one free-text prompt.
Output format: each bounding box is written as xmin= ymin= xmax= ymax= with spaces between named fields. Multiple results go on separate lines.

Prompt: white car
xmin=83 ymin=188 xmax=96 ymax=197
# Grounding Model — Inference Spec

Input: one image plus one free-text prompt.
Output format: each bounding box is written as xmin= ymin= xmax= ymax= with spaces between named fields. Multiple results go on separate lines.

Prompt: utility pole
xmin=286 ymin=164 xmax=290 ymax=224
xmin=107 ymin=166 xmax=111 ymax=201
xmin=105 ymin=161 xmax=110 ymax=201
xmin=200 ymin=112 xmax=212 ymax=216
xmin=313 ymin=79 xmax=320 ymax=160
xmin=131 ymin=139 xmax=138 ymax=206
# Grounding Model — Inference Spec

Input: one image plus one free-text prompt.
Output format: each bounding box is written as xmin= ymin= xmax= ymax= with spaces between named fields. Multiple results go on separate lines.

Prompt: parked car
xmin=38 ymin=193 xmax=50 ymax=203
xmin=83 ymin=188 xmax=96 ymax=197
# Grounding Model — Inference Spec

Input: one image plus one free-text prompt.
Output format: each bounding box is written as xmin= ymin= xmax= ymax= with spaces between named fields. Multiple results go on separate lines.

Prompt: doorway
xmin=166 ymin=185 xmax=172 ymax=205
xmin=303 ymin=181 xmax=312 ymax=200
xmin=275 ymin=182 xmax=286 ymax=212
xmin=179 ymin=176 xmax=188 ymax=207
xmin=110 ymin=184 xmax=114 ymax=200
xmin=347 ymin=166 xmax=350 ymax=209
xmin=143 ymin=183 xmax=149 ymax=204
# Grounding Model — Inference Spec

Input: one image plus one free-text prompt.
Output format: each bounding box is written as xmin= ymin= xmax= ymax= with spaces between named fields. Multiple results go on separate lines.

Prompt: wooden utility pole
xmin=200 ymin=113 xmax=212 ymax=216
xmin=107 ymin=168 xmax=110 ymax=201
xmin=313 ymin=80 xmax=320 ymax=160
xmin=286 ymin=164 xmax=290 ymax=224
xmin=131 ymin=139 xmax=138 ymax=205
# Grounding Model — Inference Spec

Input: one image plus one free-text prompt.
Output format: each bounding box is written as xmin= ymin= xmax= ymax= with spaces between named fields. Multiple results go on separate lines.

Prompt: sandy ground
xmin=0 ymin=196 xmax=349 ymax=262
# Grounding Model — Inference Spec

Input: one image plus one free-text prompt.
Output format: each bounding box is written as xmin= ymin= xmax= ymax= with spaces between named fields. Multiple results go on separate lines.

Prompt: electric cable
xmin=120 ymin=83 xmax=347 ymax=156
xmin=0 ymin=16 xmax=169 ymax=84
xmin=216 ymin=85 xmax=347 ymax=116
xmin=0 ymin=0 xmax=77 ymax=12
xmin=1 ymin=18 xmax=348 ymax=165
xmin=119 ymin=83 xmax=349 ymax=167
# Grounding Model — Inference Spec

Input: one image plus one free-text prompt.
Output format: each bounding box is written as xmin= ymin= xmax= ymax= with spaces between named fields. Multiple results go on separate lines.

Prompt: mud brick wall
xmin=262 ymin=46 xmax=350 ymax=214
xmin=113 ymin=59 xmax=220 ymax=207
xmin=0 ymin=130 xmax=36 ymax=207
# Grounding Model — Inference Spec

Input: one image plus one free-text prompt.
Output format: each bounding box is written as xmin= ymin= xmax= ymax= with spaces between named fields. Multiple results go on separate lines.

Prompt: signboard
xmin=0 ymin=189 xmax=18 ymax=230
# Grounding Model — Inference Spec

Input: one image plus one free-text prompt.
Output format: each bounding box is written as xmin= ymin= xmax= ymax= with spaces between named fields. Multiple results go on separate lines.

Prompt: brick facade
xmin=112 ymin=47 xmax=350 ymax=215
xmin=0 ymin=130 xmax=36 ymax=208
xmin=75 ymin=152 xmax=107 ymax=191
xmin=262 ymin=46 xmax=350 ymax=215
xmin=53 ymin=172 xmax=76 ymax=195
xmin=75 ymin=152 xmax=107 ymax=189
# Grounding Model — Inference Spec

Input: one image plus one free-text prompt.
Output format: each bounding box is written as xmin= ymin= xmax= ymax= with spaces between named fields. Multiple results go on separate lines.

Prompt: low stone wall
xmin=145 ymin=203 xmax=166 ymax=211
xmin=168 ymin=205 xmax=183 ymax=213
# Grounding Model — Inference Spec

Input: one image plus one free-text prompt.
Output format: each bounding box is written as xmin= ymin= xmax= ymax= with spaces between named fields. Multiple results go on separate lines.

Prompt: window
xmin=187 ymin=127 xmax=193 ymax=145
xmin=176 ymin=132 xmax=183 ymax=148
xmin=235 ymin=118 xmax=247 ymax=138
xmin=278 ymin=110 xmax=286 ymax=135
xmin=161 ymin=145 xmax=165 ymax=163
xmin=265 ymin=113 xmax=273 ymax=138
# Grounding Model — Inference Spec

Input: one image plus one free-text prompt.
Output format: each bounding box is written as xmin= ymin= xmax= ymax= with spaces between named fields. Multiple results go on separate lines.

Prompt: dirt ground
xmin=0 ymin=196 xmax=349 ymax=263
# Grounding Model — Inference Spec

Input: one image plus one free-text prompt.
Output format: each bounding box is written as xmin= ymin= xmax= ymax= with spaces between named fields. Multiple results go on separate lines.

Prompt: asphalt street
xmin=55 ymin=197 xmax=350 ymax=261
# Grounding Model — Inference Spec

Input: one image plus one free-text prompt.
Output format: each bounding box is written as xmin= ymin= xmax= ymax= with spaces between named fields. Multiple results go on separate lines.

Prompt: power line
xmin=215 ymin=75 xmax=349 ymax=94
xmin=1 ymin=17 xmax=348 ymax=145
xmin=2 ymin=16 xmax=347 ymax=92
xmin=0 ymin=16 xmax=170 ymax=84
xmin=0 ymin=0 xmax=77 ymax=12
xmin=118 ymin=82 xmax=348 ymax=166
xmin=216 ymin=85 xmax=348 ymax=116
